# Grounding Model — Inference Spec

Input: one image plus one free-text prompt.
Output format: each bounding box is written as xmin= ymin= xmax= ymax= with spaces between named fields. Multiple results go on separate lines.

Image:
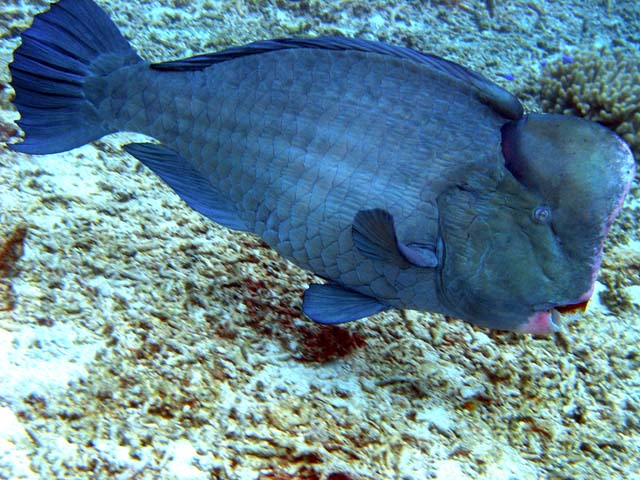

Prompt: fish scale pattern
xmin=96 ymin=48 xmax=503 ymax=311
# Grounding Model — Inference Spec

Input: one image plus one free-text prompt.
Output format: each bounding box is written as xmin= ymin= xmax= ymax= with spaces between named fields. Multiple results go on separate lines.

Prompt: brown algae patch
xmin=0 ymin=223 xmax=26 ymax=312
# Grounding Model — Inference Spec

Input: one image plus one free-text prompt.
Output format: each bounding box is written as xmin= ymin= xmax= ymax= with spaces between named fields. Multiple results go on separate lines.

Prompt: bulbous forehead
xmin=501 ymin=113 xmax=635 ymax=215
xmin=500 ymin=113 xmax=635 ymax=270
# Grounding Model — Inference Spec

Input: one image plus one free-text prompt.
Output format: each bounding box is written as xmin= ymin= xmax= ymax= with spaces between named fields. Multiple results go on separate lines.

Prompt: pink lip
xmin=519 ymin=310 xmax=558 ymax=335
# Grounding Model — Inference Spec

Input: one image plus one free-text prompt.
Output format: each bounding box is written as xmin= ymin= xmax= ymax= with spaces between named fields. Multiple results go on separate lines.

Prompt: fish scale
xmin=9 ymin=0 xmax=635 ymax=332
xmin=139 ymin=51 xmax=446 ymax=278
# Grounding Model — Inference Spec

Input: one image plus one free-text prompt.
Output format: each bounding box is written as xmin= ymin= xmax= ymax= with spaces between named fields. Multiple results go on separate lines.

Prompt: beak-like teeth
xmin=555 ymin=299 xmax=590 ymax=314
xmin=551 ymin=309 xmax=561 ymax=332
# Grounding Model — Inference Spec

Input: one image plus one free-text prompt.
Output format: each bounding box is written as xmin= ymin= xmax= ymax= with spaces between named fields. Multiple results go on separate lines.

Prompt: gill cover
xmin=436 ymin=165 xmax=568 ymax=331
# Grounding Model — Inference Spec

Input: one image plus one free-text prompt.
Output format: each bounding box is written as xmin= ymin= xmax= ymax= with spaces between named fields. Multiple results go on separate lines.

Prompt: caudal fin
xmin=9 ymin=0 xmax=142 ymax=154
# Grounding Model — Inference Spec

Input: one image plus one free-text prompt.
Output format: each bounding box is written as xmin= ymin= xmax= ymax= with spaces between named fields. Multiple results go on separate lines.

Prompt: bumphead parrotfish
xmin=9 ymin=0 xmax=635 ymax=334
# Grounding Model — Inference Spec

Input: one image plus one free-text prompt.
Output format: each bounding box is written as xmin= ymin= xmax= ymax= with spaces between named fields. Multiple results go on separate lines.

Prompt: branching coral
xmin=539 ymin=48 xmax=640 ymax=161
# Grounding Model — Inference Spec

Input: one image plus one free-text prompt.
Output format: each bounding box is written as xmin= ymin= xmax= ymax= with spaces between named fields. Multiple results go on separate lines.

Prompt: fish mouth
xmin=519 ymin=299 xmax=590 ymax=335
xmin=520 ymin=280 xmax=594 ymax=335
xmin=554 ymin=300 xmax=590 ymax=314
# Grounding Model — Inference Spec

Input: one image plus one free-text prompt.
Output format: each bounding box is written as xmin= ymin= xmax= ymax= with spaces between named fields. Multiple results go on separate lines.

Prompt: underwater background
xmin=0 ymin=0 xmax=638 ymax=479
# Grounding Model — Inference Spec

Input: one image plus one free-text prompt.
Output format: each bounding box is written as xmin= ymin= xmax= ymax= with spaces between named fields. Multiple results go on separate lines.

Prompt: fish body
xmin=9 ymin=0 xmax=635 ymax=333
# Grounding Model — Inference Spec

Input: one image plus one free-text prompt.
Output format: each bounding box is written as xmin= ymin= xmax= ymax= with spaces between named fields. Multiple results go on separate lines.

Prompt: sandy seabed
xmin=0 ymin=0 xmax=639 ymax=479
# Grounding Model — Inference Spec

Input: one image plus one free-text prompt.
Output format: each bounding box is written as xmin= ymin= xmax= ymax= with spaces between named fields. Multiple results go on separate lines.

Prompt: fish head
xmin=436 ymin=113 xmax=635 ymax=333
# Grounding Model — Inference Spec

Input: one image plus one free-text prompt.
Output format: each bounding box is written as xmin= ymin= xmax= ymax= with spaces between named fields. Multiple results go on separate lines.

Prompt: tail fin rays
xmin=9 ymin=0 xmax=142 ymax=154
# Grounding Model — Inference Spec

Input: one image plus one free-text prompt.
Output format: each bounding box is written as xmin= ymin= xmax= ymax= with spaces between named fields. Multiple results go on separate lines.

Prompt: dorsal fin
xmin=151 ymin=36 xmax=523 ymax=119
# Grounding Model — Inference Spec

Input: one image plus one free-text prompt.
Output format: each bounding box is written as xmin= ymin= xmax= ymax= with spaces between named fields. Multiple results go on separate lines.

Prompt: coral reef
xmin=539 ymin=48 xmax=640 ymax=162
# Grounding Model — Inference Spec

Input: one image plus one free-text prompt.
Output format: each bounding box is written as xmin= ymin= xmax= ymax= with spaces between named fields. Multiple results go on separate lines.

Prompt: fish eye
xmin=531 ymin=205 xmax=551 ymax=224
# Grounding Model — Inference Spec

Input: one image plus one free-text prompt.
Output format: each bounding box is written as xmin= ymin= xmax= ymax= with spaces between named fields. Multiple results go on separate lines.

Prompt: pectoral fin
xmin=302 ymin=283 xmax=388 ymax=324
xmin=352 ymin=208 xmax=438 ymax=268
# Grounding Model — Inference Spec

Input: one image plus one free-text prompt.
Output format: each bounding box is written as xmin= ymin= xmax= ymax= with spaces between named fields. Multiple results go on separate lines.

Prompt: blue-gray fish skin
xmin=9 ymin=0 xmax=636 ymax=334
